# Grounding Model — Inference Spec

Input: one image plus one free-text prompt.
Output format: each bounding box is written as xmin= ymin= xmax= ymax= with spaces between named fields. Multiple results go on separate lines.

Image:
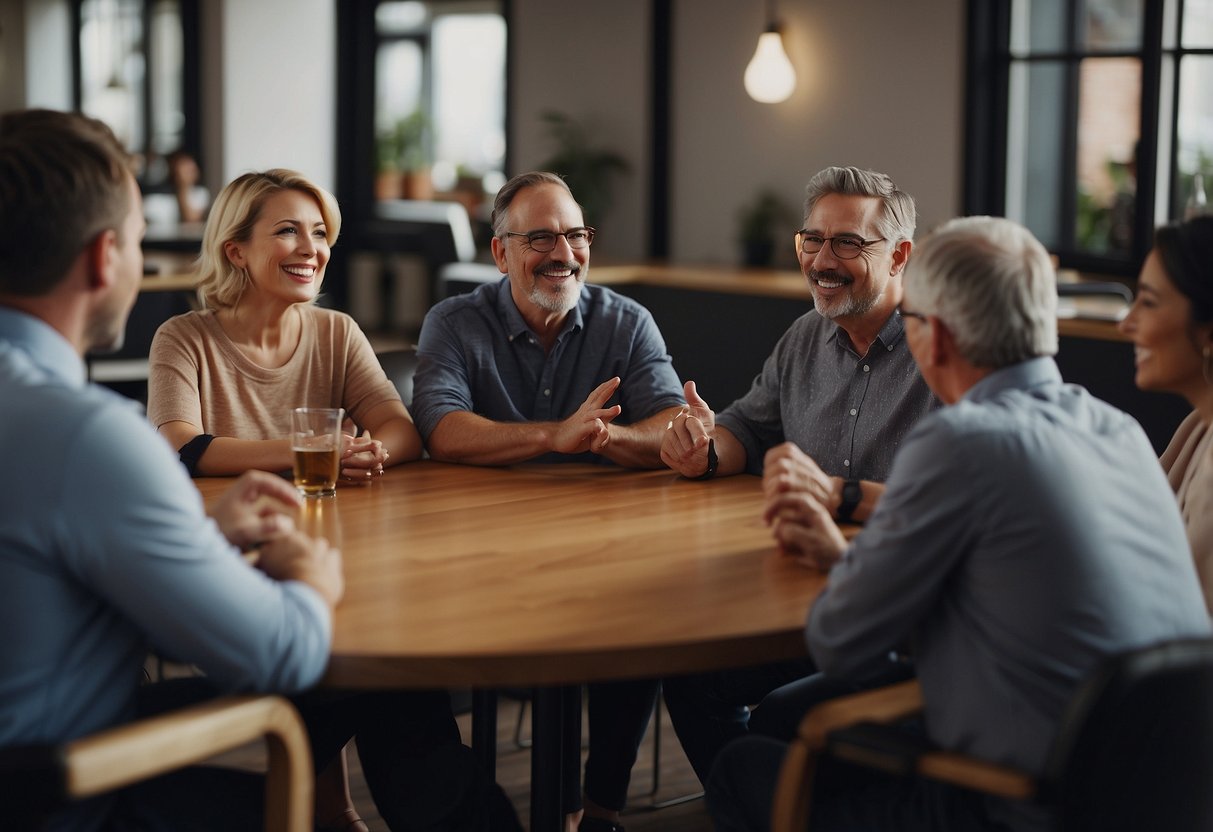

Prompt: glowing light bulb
xmin=744 ymin=28 xmax=796 ymax=104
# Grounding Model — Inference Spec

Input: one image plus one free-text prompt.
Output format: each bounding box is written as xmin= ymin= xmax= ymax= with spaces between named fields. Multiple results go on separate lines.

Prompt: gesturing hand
xmin=210 ymin=470 xmax=302 ymax=550
xmin=551 ymin=377 xmax=623 ymax=455
xmin=660 ymin=380 xmax=716 ymax=478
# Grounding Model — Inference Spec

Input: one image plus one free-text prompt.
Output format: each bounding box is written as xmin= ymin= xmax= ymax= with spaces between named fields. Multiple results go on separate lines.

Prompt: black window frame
xmin=965 ymin=0 xmax=1213 ymax=278
xmin=69 ymin=0 xmax=202 ymax=173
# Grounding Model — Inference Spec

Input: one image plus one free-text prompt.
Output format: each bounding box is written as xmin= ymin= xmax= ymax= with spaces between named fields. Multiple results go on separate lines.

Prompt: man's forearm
xmin=425 ymin=411 xmax=557 ymax=466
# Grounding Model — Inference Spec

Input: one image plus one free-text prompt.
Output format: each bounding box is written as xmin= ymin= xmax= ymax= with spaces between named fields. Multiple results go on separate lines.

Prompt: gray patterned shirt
xmin=716 ymin=308 xmax=938 ymax=477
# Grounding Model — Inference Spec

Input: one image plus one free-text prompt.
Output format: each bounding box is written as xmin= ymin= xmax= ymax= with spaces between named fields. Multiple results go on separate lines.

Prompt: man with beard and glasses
xmin=411 ymin=171 xmax=686 ymax=832
xmin=656 ymin=166 xmax=939 ymax=788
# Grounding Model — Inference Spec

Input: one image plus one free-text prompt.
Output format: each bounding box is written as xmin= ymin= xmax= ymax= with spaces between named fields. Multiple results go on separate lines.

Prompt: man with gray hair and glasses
xmin=658 ymin=166 xmax=938 ymax=784
xmin=707 ymin=215 xmax=1210 ymax=832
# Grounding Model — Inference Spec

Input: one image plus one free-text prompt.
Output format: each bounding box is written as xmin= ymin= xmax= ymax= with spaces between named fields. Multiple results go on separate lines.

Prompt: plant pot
xmin=375 ymin=171 xmax=403 ymax=201
xmin=403 ymin=169 xmax=434 ymax=201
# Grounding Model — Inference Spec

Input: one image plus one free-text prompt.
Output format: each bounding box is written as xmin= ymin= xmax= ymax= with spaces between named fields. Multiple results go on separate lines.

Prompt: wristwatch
xmin=691 ymin=438 xmax=718 ymax=481
xmin=837 ymin=478 xmax=862 ymax=522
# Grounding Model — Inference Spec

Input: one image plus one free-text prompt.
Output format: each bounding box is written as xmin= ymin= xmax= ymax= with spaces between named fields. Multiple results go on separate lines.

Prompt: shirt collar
xmin=0 ymin=306 xmax=87 ymax=388
xmin=962 ymin=356 xmax=1063 ymax=404
xmin=826 ymin=308 xmax=906 ymax=353
xmin=495 ymin=275 xmax=585 ymax=341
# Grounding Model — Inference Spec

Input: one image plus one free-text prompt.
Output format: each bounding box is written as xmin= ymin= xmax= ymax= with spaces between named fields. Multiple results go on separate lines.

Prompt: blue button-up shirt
xmin=413 ymin=277 xmax=685 ymax=463
xmin=809 ymin=357 xmax=1211 ymax=831
xmin=0 ymin=307 xmax=330 ymax=749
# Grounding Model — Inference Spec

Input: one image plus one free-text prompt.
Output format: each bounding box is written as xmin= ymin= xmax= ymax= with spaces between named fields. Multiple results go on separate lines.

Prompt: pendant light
xmin=744 ymin=0 xmax=796 ymax=104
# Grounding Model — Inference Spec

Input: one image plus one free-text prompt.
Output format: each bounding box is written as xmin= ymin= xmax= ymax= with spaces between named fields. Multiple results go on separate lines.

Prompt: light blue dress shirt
xmin=0 ymin=307 xmax=331 ymax=747
xmin=808 ymin=357 xmax=1211 ymax=831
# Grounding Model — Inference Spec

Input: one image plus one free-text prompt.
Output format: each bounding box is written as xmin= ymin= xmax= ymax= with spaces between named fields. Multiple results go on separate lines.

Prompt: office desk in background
xmin=195 ymin=462 xmax=827 ymax=832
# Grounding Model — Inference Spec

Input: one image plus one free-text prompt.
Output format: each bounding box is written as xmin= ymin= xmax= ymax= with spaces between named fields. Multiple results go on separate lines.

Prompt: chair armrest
xmin=772 ymin=679 xmax=924 ymax=832
xmin=916 ymin=751 xmax=1036 ymax=801
xmin=796 ymin=679 xmax=924 ymax=748
xmin=828 ymin=722 xmax=1037 ymax=801
xmin=65 ymin=694 xmax=313 ymax=832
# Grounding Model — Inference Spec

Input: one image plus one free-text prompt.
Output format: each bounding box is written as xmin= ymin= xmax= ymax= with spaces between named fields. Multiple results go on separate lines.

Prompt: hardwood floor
xmin=215 ymin=691 xmax=714 ymax=831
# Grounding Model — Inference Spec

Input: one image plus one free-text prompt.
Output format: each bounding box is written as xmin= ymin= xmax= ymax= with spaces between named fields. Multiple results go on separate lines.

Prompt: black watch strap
xmin=837 ymin=478 xmax=862 ymax=522
xmin=691 ymin=438 xmax=718 ymax=481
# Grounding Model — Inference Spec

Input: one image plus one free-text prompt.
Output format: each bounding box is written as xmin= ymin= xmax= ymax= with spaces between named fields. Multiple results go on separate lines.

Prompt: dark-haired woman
xmin=1119 ymin=214 xmax=1213 ymax=614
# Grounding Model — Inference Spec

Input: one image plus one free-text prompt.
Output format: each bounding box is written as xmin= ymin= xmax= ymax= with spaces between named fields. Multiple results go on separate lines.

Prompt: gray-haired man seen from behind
xmin=708 ymin=216 xmax=1212 ymax=832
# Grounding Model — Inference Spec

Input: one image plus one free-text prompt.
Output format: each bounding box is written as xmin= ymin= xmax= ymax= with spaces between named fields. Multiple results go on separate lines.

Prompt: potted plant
xmin=538 ymin=110 xmax=629 ymax=226
xmin=738 ymin=189 xmax=795 ymax=267
xmin=376 ymin=111 xmax=433 ymax=201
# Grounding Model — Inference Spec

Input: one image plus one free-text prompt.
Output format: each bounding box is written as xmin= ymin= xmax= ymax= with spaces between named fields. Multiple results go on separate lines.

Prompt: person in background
xmin=657 ymin=166 xmax=937 ymax=784
xmin=148 ymin=168 xmax=422 ymax=481
xmin=412 ymin=171 xmax=687 ymax=831
xmin=167 ymin=149 xmax=210 ymax=224
xmin=0 ymin=107 xmax=338 ymax=831
xmin=1118 ymin=214 xmax=1213 ymax=615
xmin=707 ymin=215 xmax=1211 ymax=832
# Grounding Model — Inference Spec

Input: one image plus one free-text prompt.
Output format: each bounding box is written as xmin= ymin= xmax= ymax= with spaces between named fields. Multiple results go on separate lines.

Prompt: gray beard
xmin=527 ymin=274 xmax=583 ymax=313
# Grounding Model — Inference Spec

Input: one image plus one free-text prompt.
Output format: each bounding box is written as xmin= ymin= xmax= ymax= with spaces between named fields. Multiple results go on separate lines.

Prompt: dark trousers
xmin=706 ymin=734 xmax=1015 ymax=832
xmin=661 ymin=657 xmax=817 ymax=785
xmin=663 ymin=657 xmax=916 ymax=786
xmin=49 ymin=678 xmax=522 ymax=832
xmin=563 ymin=679 xmax=660 ymax=813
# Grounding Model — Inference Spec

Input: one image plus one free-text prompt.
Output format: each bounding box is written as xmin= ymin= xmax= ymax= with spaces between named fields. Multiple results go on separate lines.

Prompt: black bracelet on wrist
xmin=690 ymin=438 xmax=718 ymax=481
xmin=837 ymin=478 xmax=862 ymax=522
xmin=178 ymin=433 xmax=215 ymax=478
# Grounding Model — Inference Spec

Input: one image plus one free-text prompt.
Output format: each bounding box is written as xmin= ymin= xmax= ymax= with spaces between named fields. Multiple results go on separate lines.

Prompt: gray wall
xmin=5 ymin=0 xmax=967 ymax=263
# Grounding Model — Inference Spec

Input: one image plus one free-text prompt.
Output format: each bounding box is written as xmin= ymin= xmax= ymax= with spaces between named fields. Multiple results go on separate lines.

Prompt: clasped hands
xmin=210 ymin=470 xmax=344 ymax=607
xmin=762 ymin=443 xmax=848 ymax=571
xmin=340 ymin=419 xmax=388 ymax=483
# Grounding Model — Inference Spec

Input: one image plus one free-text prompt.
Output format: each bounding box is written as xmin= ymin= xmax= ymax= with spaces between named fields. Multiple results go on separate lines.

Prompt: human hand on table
xmin=762 ymin=442 xmax=840 ymax=513
xmin=763 ymin=491 xmax=848 ymax=570
xmin=340 ymin=426 xmax=387 ymax=483
xmin=210 ymin=470 xmax=302 ymax=550
xmin=257 ymin=529 xmax=344 ymax=608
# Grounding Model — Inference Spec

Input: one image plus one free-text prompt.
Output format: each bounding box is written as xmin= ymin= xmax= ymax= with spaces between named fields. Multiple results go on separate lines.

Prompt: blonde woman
xmin=148 ymin=168 xmax=421 ymax=480
xmin=148 ymin=171 xmax=436 ymax=832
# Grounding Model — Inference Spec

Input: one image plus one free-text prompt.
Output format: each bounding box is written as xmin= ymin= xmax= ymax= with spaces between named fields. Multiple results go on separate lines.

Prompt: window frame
xmin=69 ymin=0 xmax=202 ymax=171
xmin=962 ymin=0 xmax=1213 ymax=278
xmin=335 ymin=0 xmax=512 ymax=229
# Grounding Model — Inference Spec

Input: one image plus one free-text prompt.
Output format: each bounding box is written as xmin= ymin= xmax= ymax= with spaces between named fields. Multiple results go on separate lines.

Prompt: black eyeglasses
xmin=896 ymin=305 xmax=926 ymax=322
xmin=795 ymin=231 xmax=886 ymax=260
xmin=504 ymin=227 xmax=596 ymax=252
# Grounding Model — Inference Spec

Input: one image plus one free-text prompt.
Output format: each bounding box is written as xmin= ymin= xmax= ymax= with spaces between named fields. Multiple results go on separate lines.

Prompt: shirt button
xmin=850 ymin=408 xmax=857 ymax=416
xmin=863 ymin=365 xmax=870 ymax=373
xmin=544 ymin=389 xmax=551 ymax=397
xmin=844 ymin=459 xmax=851 ymax=467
